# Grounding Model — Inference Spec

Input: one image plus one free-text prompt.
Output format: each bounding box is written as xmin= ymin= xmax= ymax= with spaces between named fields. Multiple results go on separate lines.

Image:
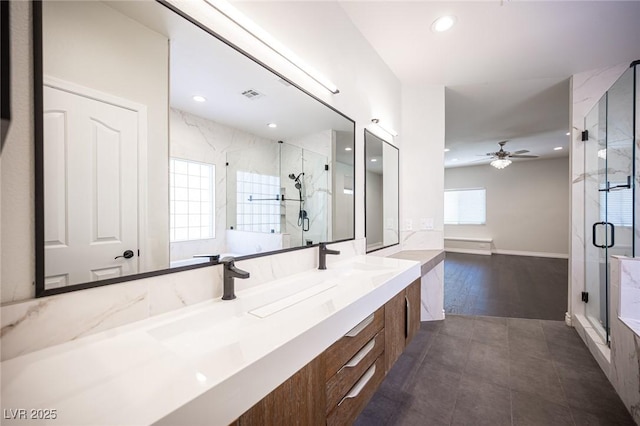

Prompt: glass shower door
xmin=584 ymin=96 xmax=609 ymax=342
xmin=583 ymin=67 xmax=635 ymax=344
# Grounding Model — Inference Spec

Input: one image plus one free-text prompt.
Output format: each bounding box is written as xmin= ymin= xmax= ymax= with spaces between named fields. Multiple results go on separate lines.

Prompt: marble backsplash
xmin=0 ymin=238 xmax=365 ymax=361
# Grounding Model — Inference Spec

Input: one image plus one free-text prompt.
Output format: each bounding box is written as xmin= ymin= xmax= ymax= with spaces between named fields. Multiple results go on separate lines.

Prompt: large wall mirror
xmin=35 ymin=0 xmax=355 ymax=296
xmin=364 ymin=130 xmax=398 ymax=252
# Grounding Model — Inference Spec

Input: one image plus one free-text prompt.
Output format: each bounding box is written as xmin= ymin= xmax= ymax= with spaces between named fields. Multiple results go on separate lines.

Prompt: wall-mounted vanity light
xmin=205 ymin=0 xmax=340 ymax=94
xmin=371 ymin=118 xmax=398 ymax=137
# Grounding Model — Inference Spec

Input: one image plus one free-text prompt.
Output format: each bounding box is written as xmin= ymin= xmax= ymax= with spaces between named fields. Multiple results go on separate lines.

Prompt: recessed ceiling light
xmin=431 ymin=15 xmax=457 ymax=33
xmin=566 ymin=132 xmax=570 ymax=136
xmin=267 ymin=123 xmax=277 ymax=128
xmin=192 ymin=95 xmax=206 ymax=102
xmin=451 ymin=158 xmax=458 ymax=162
xmin=444 ymin=148 xmax=451 ymax=152
xmin=371 ymin=158 xmax=377 ymax=162
xmin=345 ymin=147 xmax=352 ymax=151
xmin=554 ymin=146 xmax=563 ymax=151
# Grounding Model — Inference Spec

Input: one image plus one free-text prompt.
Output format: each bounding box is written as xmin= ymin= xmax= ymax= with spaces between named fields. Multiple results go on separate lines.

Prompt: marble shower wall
xmin=609 ymin=256 xmax=640 ymax=424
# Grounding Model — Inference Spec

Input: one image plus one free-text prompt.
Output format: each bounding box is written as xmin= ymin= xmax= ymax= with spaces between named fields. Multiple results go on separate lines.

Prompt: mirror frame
xmin=33 ymin=0 xmax=356 ymax=297
xmin=364 ymin=129 xmax=399 ymax=253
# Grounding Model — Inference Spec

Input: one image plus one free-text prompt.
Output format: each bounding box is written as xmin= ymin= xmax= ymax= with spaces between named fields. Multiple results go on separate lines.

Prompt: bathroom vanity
xmin=1 ymin=255 xmax=422 ymax=425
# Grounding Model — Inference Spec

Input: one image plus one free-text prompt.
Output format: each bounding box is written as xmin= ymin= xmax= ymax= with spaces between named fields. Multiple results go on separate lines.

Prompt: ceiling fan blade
xmin=513 ymin=150 xmax=529 ymax=155
xmin=510 ymin=154 xmax=539 ymax=158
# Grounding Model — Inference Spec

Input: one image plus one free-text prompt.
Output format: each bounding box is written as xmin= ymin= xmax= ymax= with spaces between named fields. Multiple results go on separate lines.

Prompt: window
xmin=600 ymin=185 xmax=633 ymax=227
xmin=444 ymin=188 xmax=486 ymax=225
xmin=236 ymin=171 xmax=281 ymax=233
xmin=170 ymin=158 xmax=214 ymax=242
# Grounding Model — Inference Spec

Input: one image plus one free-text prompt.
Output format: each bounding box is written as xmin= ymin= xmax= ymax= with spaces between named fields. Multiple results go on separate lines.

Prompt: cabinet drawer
xmin=325 ymin=306 xmax=384 ymax=380
xmin=326 ymin=330 xmax=385 ymax=412
xmin=326 ymin=355 xmax=385 ymax=426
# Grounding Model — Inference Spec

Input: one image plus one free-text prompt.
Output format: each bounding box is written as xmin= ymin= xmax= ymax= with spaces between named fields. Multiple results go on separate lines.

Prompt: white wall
xmin=400 ymin=83 xmax=445 ymax=250
xmin=1 ymin=1 xmax=33 ymax=303
xmin=444 ymin=157 xmax=570 ymax=257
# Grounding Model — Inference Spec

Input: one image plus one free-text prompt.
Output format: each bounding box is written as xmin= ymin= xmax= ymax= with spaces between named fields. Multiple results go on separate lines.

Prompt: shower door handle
xmin=592 ymin=221 xmax=615 ymax=248
xmin=605 ymin=222 xmax=615 ymax=248
xmin=592 ymin=222 xmax=605 ymax=248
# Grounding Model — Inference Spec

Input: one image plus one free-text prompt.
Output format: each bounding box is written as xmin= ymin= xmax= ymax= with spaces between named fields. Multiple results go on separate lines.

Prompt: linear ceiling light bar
xmin=205 ymin=0 xmax=339 ymax=94
xmin=371 ymin=118 xmax=398 ymax=137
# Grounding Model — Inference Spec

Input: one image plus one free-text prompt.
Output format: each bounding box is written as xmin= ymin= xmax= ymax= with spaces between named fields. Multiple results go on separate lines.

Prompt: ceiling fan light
xmin=491 ymin=159 xmax=512 ymax=169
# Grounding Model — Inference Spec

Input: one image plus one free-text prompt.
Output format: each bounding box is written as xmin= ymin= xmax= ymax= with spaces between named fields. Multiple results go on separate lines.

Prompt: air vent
xmin=241 ymin=89 xmax=264 ymax=100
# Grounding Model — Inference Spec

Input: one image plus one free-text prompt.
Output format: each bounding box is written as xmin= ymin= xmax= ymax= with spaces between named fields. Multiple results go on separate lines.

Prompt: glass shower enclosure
xmin=583 ymin=62 xmax=638 ymax=344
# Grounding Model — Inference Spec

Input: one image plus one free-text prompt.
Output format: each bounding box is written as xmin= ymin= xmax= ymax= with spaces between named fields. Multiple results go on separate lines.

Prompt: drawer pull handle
xmin=345 ymin=313 xmax=374 ymax=337
xmin=338 ymin=364 xmax=376 ymax=406
xmin=405 ymin=295 xmax=410 ymax=339
xmin=340 ymin=338 xmax=376 ymax=372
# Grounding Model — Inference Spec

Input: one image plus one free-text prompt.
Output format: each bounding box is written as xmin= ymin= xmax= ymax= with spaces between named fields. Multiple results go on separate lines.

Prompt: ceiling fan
xmin=485 ymin=141 xmax=538 ymax=169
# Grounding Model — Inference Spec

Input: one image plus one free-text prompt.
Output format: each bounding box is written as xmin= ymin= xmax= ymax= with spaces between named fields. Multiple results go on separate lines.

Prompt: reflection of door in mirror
xmin=42 ymin=0 xmax=168 ymax=289
xmin=44 ymin=83 xmax=143 ymax=288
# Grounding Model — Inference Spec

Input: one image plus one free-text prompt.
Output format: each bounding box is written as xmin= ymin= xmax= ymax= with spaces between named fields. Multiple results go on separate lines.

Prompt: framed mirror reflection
xmin=364 ymin=130 xmax=399 ymax=252
xmin=35 ymin=0 xmax=355 ymax=296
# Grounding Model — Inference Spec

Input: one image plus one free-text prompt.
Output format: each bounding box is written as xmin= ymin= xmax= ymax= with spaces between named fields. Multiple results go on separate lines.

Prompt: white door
xmin=44 ymin=85 xmax=139 ymax=288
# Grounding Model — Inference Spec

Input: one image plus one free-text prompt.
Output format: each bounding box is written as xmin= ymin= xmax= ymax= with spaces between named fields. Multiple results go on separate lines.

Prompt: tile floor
xmin=356 ymin=315 xmax=636 ymax=425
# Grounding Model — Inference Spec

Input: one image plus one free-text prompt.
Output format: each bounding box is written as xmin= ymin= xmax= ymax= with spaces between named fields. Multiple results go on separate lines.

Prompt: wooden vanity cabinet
xmin=385 ymin=278 xmax=421 ymax=371
xmin=234 ymin=279 xmax=421 ymax=425
xmin=236 ymin=356 xmax=325 ymax=426
xmin=325 ymin=307 xmax=385 ymax=425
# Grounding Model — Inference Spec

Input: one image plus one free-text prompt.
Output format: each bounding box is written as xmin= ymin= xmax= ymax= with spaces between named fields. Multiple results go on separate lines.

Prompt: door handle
xmin=592 ymin=222 xmax=605 ymax=248
xmin=605 ymin=222 xmax=615 ymax=248
xmin=592 ymin=222 xmax=615 ymax=249
xmin=115 ymin=250 xmax=134 ymax=260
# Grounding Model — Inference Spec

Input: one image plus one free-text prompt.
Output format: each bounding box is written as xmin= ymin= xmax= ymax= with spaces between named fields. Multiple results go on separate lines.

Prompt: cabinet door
xmin=406 ymin=278 xmax=421 ymax=345
xmin=238 ymin=356 xmax=325 ymax=426
xmin=384 ymin=290 xmax=406 ymax=372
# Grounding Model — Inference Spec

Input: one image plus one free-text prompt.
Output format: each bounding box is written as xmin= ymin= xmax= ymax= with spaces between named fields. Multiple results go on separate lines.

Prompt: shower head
xmin=295 ymin=182 xmax=301 ymax=190
xmin=288 ymin=172 xmax=304 ymax=182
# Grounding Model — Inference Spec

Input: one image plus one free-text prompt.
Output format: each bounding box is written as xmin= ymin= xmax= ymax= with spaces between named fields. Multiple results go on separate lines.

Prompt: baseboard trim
xmin=444 ymin=248 xmax=492 ymax=256
xmin=492 ymin=249 xmax=568 ymax=259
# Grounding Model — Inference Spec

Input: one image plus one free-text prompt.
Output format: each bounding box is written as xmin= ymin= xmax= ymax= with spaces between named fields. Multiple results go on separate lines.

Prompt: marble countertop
xmin=1 ymin=255 xmax=420 ymax=426
xmin=388 ymin=249 xmax=445 ymax=276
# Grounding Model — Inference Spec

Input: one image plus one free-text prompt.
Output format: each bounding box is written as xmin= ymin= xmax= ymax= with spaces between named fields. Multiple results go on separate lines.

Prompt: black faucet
xmin=318 ymin=242 xmax=340 ymax=270
xmin=220 ymin=257 xmax=250 ymax=300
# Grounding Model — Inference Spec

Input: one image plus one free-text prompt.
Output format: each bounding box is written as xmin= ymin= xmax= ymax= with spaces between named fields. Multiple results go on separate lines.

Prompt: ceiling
xmin=237 ymin=1 xmax=640 ymax=168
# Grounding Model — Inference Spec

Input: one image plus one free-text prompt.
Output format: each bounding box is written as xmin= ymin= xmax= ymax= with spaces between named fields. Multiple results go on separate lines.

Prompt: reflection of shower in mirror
xmin=288 ymin=172 xmax=309 ymax=232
